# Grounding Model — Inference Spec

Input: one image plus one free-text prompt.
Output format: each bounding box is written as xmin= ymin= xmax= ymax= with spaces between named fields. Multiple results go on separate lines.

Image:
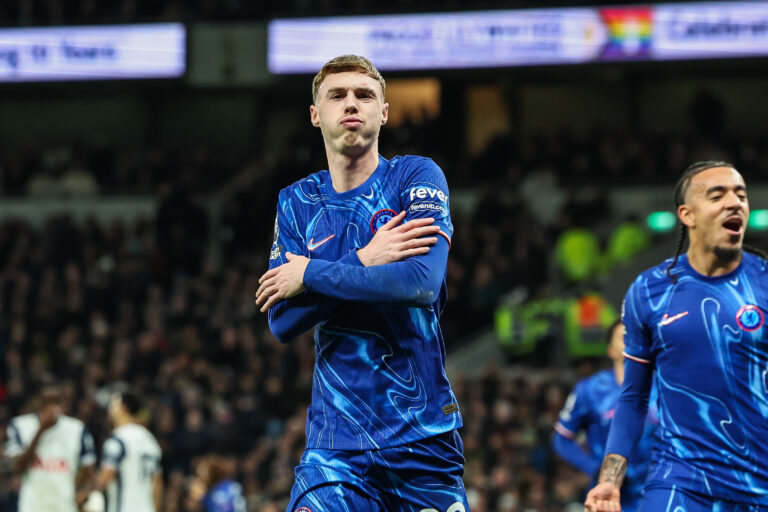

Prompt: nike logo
xmin=307 ymin=234 xmax=336 ymax=251
xmin=362 ymin=188 xmax=375 ymax=200
xmin=660 ymin=311 xmax=689 ymax=326
xmin=730 ymin=277 xmax=739 ymax=286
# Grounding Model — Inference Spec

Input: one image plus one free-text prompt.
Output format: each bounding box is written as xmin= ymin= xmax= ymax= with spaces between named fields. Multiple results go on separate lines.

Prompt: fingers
xmin=261 ymin=290 xmax=284 ymax=312
xmin=258 ymin=267 xmax=279 ymax=284
xmin=403 ymin=225 xmax=441 ymax=240
xmin=405 ymin=237 xmax=438 ymax=249
xmin=286 ymin=251 xmax=295 ymax=260
xmin=379 ymin=211 xmax=406 ymax=231
xmin=398 ymin=216 xmax=435 ymax=232
xmin=401 ymin=247 xmax=431 ymax=258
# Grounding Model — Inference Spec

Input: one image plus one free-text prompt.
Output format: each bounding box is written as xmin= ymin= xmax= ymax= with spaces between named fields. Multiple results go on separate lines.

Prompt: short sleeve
xmin=268 ymin=189 xmax=308 ymax=270
xmin=622 ymin=279 xmax=653 ymax=364
xmin=399 ymin=158 xmax=453 ymax=243
xmin=80 ymin=426 xmax=96 ymax=466
xmin=555 ymin=381 xmax=591 ymax=438
xmin=4 ymin=420 xmax=24 ymax=458
xmin=101 ymin=436 xmax=125 ymax=469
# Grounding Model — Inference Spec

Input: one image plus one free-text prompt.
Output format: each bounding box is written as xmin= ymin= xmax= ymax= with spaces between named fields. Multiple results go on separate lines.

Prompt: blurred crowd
xmin=0 ymin=144 xmax=241 ymax=197
xmin=0 ymin=210 xmax=600 ymax=511
xmin=5 ymin=122 xmax=768 ymax=196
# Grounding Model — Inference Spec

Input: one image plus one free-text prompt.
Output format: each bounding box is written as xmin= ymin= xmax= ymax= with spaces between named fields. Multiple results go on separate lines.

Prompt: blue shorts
xmin=641 ymin=486 xmax=766 ymax=512
xmin=287 ymin=430 xmax=468 ymax=512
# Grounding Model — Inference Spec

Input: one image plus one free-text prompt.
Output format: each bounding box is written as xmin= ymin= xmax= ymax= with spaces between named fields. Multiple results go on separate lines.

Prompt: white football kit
xmin=5 ymin=413 xmax=96 ymax=512
xmin=101 ymin=423 xmax=162 ymax=512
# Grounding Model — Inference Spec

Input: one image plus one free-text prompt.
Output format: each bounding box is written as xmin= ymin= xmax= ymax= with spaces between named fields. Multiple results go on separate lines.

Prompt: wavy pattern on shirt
xmin=270 ymin=155 xmax=461 ymax=451
xmin=623 ymin=253 xmax=768 ymax=504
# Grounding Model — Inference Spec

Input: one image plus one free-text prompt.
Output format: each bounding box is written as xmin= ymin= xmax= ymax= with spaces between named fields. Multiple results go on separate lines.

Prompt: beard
xmin=713 ymin=245 xmax=742 ymax=263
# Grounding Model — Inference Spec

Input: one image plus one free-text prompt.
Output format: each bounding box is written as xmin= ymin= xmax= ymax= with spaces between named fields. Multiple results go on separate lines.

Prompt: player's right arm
xmin=586 ymin=280 xmax=654 ymax=512
xmin=265 ymin=192 xmax=439 ymax=342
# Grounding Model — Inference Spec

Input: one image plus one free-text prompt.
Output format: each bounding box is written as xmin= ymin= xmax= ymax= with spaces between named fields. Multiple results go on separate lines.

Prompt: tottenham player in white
xmin=87 ymin=392 xmax=163 ymax=512
xmin=4 ymin=386 xmax=96 ymax=512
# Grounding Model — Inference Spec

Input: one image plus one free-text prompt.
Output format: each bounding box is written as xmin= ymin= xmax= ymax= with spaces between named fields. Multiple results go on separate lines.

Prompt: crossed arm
xmin=256 ymin=211 xmax=444 ymax=342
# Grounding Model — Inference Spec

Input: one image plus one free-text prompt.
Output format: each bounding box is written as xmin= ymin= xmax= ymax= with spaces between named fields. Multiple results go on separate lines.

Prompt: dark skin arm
xmin=12 ymin=408 xmax=58 ymax=475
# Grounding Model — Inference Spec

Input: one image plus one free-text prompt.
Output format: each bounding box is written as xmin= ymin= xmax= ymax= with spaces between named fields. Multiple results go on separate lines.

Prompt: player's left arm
xmin=75 ymin=426 xmax=98 ymax=508
xmin=257 ymin=158 xmax=452 ymax=307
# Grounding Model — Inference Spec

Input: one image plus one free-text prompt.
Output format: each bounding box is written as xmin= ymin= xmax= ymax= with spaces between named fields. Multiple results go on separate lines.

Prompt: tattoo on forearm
xmin=598 ymin=454 xmax=628 ymax=486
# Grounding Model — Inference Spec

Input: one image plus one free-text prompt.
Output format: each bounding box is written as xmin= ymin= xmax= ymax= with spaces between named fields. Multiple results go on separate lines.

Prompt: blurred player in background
xmin=255 ymin=54 xmax=467 ymax=511
xmin=586 ymin=162 xmax=768 ymax=511
xmin=553 ymin=321 xmax=657 ymax=512
xmin=4 ymin=385 xmax=96 ymax=512
xmin=86 ymin=391 xmax=163 ymax=512
xmin=188 ymin=454 xmax=246 ymax=512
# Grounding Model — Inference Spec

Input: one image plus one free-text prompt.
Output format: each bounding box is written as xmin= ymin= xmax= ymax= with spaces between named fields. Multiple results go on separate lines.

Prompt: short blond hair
xmin=312 ymin=55 xmax=386 ymax=104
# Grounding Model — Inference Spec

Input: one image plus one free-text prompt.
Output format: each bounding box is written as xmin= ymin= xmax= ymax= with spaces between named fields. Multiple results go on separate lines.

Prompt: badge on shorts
xmin=736 ymin=304 xmax=764 ymax=332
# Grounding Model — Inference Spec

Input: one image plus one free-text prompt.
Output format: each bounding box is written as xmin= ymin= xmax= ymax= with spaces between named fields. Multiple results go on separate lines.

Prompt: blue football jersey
xmin=202 ymin=480 xmax=246 ymax=512
xmin=556 ymin=370 xmax=657 ymax=498
xmin=622 ymin=252 xmax=768 ymax=504
xmin=268 ymin=154 xmax=462 ymax=451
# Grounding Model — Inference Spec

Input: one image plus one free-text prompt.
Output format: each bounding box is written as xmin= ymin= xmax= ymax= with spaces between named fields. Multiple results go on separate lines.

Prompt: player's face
xmin=310 ymin=71 xmax=389 ymax=157
xmin=107 ymin=395 xmax=121 ymax=423
xmin=606 ymin=323 xmax=625 ymax=362
xmin=680 ymin=167 xmax=749 ymax=260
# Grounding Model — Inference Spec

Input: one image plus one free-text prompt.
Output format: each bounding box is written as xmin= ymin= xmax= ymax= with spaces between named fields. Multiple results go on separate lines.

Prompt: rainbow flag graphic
xmin=600 ymin=7 xmax=653 ymax=59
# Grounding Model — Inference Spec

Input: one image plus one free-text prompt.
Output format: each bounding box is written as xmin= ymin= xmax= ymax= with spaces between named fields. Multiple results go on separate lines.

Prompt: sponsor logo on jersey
xmin=370 ymin=209 xmax=398 ymax=233
xmin=409 ymin=186 xmax=447 ymax=203
xmin=307 ymin=234 xmax=336 ymax=251
xmin=736 ymin=304 xmax=764 ymax=332
xmin=30 ymin=456 xmax=71 ymax=473
xmin=660 ymin=311 xmax=689 ymax=326
xmin=409 ymin=202 xmax=447 ymax=215
xmin=270 ymin=216 xmax=281 ymax=260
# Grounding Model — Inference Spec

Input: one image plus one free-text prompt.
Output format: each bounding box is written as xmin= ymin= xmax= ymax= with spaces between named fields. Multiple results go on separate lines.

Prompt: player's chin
xmin=713 ymin=242 xmax=742 ymax=263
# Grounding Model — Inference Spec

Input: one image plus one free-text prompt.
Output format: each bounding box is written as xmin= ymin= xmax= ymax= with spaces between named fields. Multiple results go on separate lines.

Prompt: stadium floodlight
xmin=748 ymin=210 xmax=768 ymax=231
xmin=646 ymin=211 xmax=677 ymax=233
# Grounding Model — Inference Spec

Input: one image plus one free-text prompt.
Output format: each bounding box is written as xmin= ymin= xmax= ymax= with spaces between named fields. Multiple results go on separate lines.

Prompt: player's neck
xmin=686 ymin=244 xmax=742 ymax=277
xmin=326 ymin=145 xmax=380 ymax=193
xmin=114 ymin=415 xmax=135 ymax=428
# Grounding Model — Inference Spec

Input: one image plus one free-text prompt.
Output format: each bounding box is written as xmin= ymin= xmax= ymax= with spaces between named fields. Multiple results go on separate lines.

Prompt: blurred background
xmin=2 ymin=1 xmax=768 ymax=511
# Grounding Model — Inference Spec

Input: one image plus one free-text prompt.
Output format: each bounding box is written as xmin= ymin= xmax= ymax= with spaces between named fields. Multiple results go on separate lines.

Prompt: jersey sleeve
xmin=269 ymin=189 xmax=307 ymax=267
xmin=399 ymin=157 xmax=453 ymax=244
xmin=80 ymin=425 xmax=96 ymax=466
xmin=604 ymin=358 xmax=654 ymax=459
xmin=4 ymin=420 xmax=24 ymax=458
xmin=554 ymin=381 xmax=591 ymax=439
xmin=101 ymin=436 xmax=126 ymax=469
xmin=622 ymin=278 xmax=653 ymax=364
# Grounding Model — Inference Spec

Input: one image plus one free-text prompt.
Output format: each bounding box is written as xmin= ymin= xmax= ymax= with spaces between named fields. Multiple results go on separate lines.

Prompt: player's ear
xmin=678 ymin=203 xmax=695 ymax=229
xmin=310 ymin=105 xmax=321 ymax=127
xmin=381 ymin=102 xmax=389 ymax=126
